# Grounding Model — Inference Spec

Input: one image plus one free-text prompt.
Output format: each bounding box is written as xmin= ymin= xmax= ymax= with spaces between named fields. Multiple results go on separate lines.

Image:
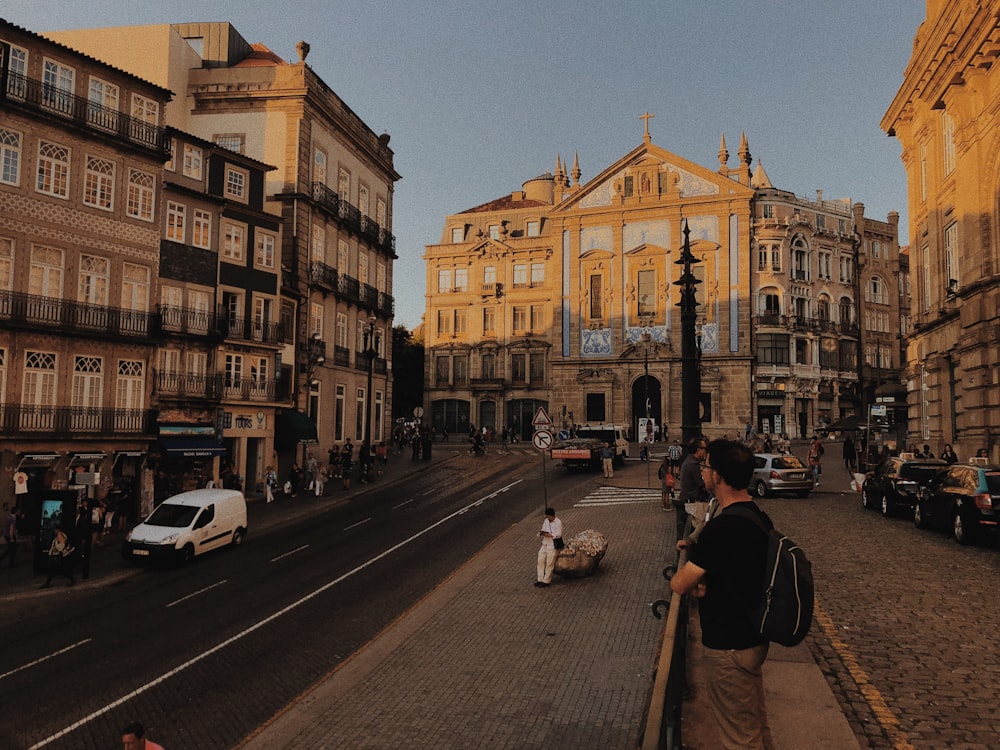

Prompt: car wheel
xmin=861 ymin=485 xmax=874 ymax=509
xmin=913 ymin=502 xmax=928 ymax=529
xmin=753 ymin=480 xmax=768 ymax=498
xmin=232 ymin=528 xmax=246 ymax=547
xmin=881 ymin=495 xmax=894 ymax=517
xmin=953 ymin=512 xmax=975 ymax=545
xmin=181 ymin=543 xmax=196 ymax=563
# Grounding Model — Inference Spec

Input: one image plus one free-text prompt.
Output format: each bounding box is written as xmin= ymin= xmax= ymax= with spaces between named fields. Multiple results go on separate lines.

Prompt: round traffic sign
xmin=532 ymin=430 xmax=553 ymax=451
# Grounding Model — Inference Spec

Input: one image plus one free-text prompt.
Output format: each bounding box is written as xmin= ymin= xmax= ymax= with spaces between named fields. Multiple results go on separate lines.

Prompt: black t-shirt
xmin=688 ymin=500 xmax=771 ymax=650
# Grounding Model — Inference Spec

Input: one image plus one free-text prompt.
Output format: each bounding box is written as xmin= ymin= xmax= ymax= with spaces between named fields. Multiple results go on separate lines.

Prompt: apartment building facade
xmin=51 ymin=22 xmax=400 ymax=474
xmin=0 ymin=20 xmax=172 ymax=513
xmin=882 ymin=0 xmax=1000 ymax=460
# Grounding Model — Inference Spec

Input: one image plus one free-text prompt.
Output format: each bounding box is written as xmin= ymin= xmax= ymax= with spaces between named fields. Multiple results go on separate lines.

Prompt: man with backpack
xmin=670 ymin=438 xmax=774 ymax=750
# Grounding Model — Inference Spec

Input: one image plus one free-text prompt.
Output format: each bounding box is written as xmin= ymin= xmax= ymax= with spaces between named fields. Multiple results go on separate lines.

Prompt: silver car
xmin=751 ymin=453 xmax=813 ymax=498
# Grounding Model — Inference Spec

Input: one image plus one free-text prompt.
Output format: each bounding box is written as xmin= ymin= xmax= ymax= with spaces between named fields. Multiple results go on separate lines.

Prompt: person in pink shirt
xmin=121 ymin=722 xmax=165 ymax=750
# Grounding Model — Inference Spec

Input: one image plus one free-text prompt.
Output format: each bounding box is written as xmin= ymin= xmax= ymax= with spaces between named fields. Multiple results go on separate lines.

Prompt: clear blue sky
xmin=8 ymin=0 xmax=926 ymax=330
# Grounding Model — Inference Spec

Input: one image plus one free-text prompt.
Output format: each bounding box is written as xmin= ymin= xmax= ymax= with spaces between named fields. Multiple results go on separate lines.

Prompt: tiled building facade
xmin=0 ymin=20 xmax=172 ymax=513
xmin=882 ymin=0 xmax=1000 ymax=460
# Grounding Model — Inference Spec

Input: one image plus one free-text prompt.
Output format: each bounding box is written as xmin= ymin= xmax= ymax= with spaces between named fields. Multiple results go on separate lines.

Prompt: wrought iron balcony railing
xmin=2 ymin=403 xmax=154 ymax=435
xmin=0 ymin=290 xmax=154 ymax=340
xmin=155 ymin=372 xmax=224 ymax=401
xmin=156 ymin=305 xmax=227 ymax=338
xmin=310 ymin=182 xmax=396 ymax=256
xmin=225 ymin=317 xmax=285 ymax=346
xmin=3 ymin=71 xmax=169 ymax=155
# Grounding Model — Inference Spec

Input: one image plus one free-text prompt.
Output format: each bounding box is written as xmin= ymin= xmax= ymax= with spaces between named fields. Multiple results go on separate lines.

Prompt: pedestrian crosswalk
xmin=574 ymin=486 xmax=661 ymax=507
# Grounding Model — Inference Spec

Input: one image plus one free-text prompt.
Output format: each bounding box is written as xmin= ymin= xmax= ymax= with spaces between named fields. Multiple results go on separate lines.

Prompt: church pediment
xmin=555 ymin=141 xmax=753 ymax=212
xmin=469 ymin=238 xmax=513 ymax=259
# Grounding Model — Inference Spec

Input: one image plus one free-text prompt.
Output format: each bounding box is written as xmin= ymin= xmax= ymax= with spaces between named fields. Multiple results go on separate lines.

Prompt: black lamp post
xmin=363 ymin=315 xmax=380 ymax=449
xmin=675 ymin=220 xmax=702 ymax=445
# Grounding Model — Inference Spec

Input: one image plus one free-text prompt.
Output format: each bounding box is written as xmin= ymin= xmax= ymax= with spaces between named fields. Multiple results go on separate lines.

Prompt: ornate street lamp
xmin=674 ymin=220 xmax=702 ymax=444
xmin=363 ymin=314 xmax=380 ymax=449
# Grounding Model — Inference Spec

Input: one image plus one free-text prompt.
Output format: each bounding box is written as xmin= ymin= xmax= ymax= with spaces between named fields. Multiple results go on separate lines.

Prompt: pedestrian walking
xmin=843 ymin=435 xmax=856 ymax=471
xmin=671 ymin=439 xmax=774 ymax=750
xmin=286 ymin=463 xmax=303 ymax=497
xmin=535 ymin=507 xmax=563 ymax=587
xmin=658 ymin=458 xmax=675 ymax=511
xmin=314 ymin=466 xmax=326 ymax=496
xmin=341 ymin=442 xmax=355 ymax=490
xmin=264 ymin=466 xmax=277 ymax=503
xmin=807 ymin=435 xmax=824 ymax=486
xmin=121 ymin=722 xmax=165 ymax=750
xmin=667 ymin=439 xmax=683 ymax=473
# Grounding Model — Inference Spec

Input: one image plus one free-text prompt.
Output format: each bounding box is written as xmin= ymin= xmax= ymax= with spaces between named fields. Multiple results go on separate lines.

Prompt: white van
xmin=122 ymin=488 xmax=248 ymax=564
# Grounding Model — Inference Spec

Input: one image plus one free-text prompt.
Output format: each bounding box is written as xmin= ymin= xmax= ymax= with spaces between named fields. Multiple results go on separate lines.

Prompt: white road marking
xmin=165 ymin=580 xmax=227 ymax=608
xmin=393 ymin=498 xmax=416 ymax=509
xmin=344 ymin=518 xmax=372 ymax=531
xmin=0 ymin=639 xmax=92 ymax=682
xmin=29 ymin=479 xmax=524 ymax=749
xmin=575 ymin=487 xmax=661 ymax=507
xmin=270 ymin=545 xmax=310 ymax=563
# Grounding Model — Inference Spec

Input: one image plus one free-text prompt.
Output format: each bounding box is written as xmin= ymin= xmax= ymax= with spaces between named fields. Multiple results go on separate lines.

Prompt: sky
xmin=7 ymin=0 xmax=927 ymax=330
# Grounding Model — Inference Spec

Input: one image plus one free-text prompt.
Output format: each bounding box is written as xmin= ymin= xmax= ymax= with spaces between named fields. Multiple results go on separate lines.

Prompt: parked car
xmin=861 ymin=457 xmax=947 ymax=517
xmin=751 ymin=453 xmax=813 ymax=498
xmin=913 ymin=463 xmax=1000 ymax=544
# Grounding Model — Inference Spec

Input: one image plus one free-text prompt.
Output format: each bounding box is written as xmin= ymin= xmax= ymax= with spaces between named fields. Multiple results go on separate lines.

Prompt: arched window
xmin=759 ymin=290 xmax=780 ymax=316
xmin=791 ymin=235 xmax=810 ymax=281
xmin=816 ymin=295 xmax=830 ymax=321
xmin=868 ymin=276 xmax=886 ymax=304
xmin=839 ymin=297 xmax=853 ymax=326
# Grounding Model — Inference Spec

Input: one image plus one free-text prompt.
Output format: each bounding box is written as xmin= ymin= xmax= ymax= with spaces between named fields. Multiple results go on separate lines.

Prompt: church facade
xmin=424 ymin=125 xmax=756 ymax=441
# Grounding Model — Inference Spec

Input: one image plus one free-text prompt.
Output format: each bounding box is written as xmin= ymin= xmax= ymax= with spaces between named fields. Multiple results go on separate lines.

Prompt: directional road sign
xmin=532 ymin=430 xmax=553 ymax=452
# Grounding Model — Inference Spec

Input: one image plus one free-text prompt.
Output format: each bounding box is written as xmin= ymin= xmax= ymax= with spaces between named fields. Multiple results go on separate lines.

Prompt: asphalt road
xmin=1 ymin=452 xmax=600 ymax=750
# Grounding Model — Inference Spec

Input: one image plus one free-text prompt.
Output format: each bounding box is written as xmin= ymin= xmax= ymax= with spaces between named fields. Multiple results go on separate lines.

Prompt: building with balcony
xmin=882 ymin=0 xmax=1000 ymax=460
xmin=0 ymin=20 xmax=171 ymax=514
xmin=424 ymin=127 xmax=757 ymax=440
xmin=50 ymin=22 xmax=400 ymax=473
xmin=154 ymin=128 xmax=284 ymax=499
xmin=751 ymin=175 xmax=904 ymax=439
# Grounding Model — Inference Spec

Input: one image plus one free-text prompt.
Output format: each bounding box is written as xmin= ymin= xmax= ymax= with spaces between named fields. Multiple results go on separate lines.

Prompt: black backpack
xmin=728 ymin=504 xmax=814 ymax=647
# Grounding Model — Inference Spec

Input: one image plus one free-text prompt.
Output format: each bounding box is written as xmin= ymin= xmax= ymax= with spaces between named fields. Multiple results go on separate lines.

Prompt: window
xmin=37 ymin=141 xmax=70 ymax=198
xmin=214 ymin=133 xmax=245 ymax=154
xmin=921 ymin=244 xmax=931 ymax=313
xmin=79 ymin=255 xmax=109 ymax=306
xmin=757 ymin=334 xmax=789 ymax=365
xmin=919 ymin=143 xmax=928 ymax=203
xmin=586 ymin=393 xmax=606 ymax=422
xmin=589 ymin=274 xmax=603 ymax=319
xmin=839 ymin=298 xmax=853 ymax=326
xmin=376 ymin=198 xmax=386 ymax=228
xmin=871 ymin=240 xmax=882 ymax=259
xmin=757 ymin=245 xmax=768 ymax=272
xmin=484 ymin=266 xmax=496 ymax=288
xmin=0 ymin=238 xmax=12 ymax=290
xmin=224 ymin=353 xmax=243 ymax=386
xmin=530 ymin=305 xmax=544 ymax=332
xmin=820 ymin=339 xmax=837 ymax=370
xmin=30 ymin=246 xmax=64 ymax=299
xmin=529 ymin=353 xmax=545 ymax=382
xmin=451 ymin=226 xmax=464 ymax=243
xmin=310 ymin=302 xmax=323 ymax=338
xmin=530 ymin=263 xmax=545 ymax=285
xmin=376 ymin=262 xmax=386 ymax=293
xmin=483 ymin=306 xmax=495 ymax=333
xmin=0 ymin=129 xmax=21 ymax=185
xmin=840 ymin=257 xmax=853 ymax=284
xmin=187 ymin=351 xmax=207 ymax=378
xmin=310 ymin=225 xmax=325 ymax=263
xmin=359 ymin=185 xmax=370 ymax=216
xmin=771 ymin=244 xmax=781 ymax=272
xmin=72 ymin=355 xmax=104 ymax=414
xmin=338 ymin=239 xmax=349 ymax=273
xmin=481 ymin=353 xmax=496 ymax=379
xmin=225 ymin=166 xmax=248 ymax=201
xmin=23 ymin=351 xmax=57 ymax=426
xmin=115 ymin=360 xmax=145 ymax=418
xmin=454 ymin=309 xmax=467 ymax=334
xmin=489 ymin=225 xmax=500 ymax=240
xmin=454 ymin=268 xmax=468 ymax=292
xmin=42 ymin=59 xmax=74 ymax=112
xmin=435 ymin=355 xmax=450 ymax=385
xmin=511 ymin=353 xmax=526 ymax=382
xmin=816 ymin=214 xmax=826 ymax=231
xmin=438 ymin=269 xmax=453 ymax=294
xmin=336 ymin=312 xmax=348 ymax=348
xmin=165 ymin=202 xmax=186 ymax=241
xmin=868 ymin=277 xmax=886 ymax=304
xmin=7 ymin=46 xmax=27 ymax=97
xmin=944 ymin=222 xmax=959 ymax=291
xmin=942 ymin=112 xmax=955 ymax=176
xmin=84 ymin=156 xmax=115 ymax=210
xmin=791 ymin=235 xmax=809 ymax=280
xmin=437 ymin=309 xmax=452 ymax=335
xmin=222 ymin=222 xmax=245 ymax=262
xmin=130 ymin=95 xmax=158 ymax=126
xmin=816 ymin=298 xmax=830 ymax=321
xmin=761 ymin=293 xmax=779 ymax=316
xmin=255 ymin=231 xmax=276 ymax=269
xmin=513 ymin=264 xmax=527 ymax=287
xmin=126 ymin=169 xmax=155 ymax=221
xmin=512 ymin=306 xmax=527 ymax=332
xmin=762 ymin=204 xmax=774 ymax=219
xmin=313 ymin=148 xmax=327 ymax=184
xmin=192 ymin=209 xmax=212 ymax=249
xmin=453 ymin=356 xmax=467 ymax=385
xmin=527 ymin=220 xmax=540 ymax=237
xmin=358 ymin=254 xmax=369 ymax=285
xmin=338 ymin=168 xmax=350 ymax=200
xmin=183 ymin=144 xmax=203 ymax=179
xmin=818 ymin=251 xmax=831 ymax=280
xmin=637 ymin=269 xmax=655 ymax=316
xmin=252 ymin=297 xmax=272 ymax=339
xmin=335 ymin=384 xmax=345 ymax=441
xmin=121 ymin=264 xmax=149 ymax=314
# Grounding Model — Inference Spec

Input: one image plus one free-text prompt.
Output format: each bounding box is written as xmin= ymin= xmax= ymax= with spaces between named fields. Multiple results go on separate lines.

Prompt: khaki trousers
xmin=703 ymin=642 xmax=772 ymax=750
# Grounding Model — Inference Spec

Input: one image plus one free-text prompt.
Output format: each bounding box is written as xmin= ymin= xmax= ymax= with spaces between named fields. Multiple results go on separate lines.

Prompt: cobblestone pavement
xmin=763 ymin=465 xmax=1000 ymax=750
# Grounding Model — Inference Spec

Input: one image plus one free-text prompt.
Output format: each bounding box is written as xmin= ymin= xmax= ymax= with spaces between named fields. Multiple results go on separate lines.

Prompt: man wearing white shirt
xmin=535 ymin=507 xmax=563 ymax=587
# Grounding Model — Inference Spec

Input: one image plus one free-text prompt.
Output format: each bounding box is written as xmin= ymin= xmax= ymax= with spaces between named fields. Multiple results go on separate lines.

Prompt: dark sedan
xmin=914 ymin=462 xmax=1000 ymax=544
xmin=861 ymin=457 xmax=947 ymax=517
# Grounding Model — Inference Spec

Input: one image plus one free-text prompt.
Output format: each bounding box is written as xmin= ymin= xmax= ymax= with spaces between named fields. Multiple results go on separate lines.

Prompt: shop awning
xmin=159 ymin=436 xmax=227 ymax=458
xmin=70 ymin=452 xmax=107 ymax=465
xmin=16 ymin=452 xmax=61 ymax=468
xmin=275 ymin=409 xmax=318 ymax=447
